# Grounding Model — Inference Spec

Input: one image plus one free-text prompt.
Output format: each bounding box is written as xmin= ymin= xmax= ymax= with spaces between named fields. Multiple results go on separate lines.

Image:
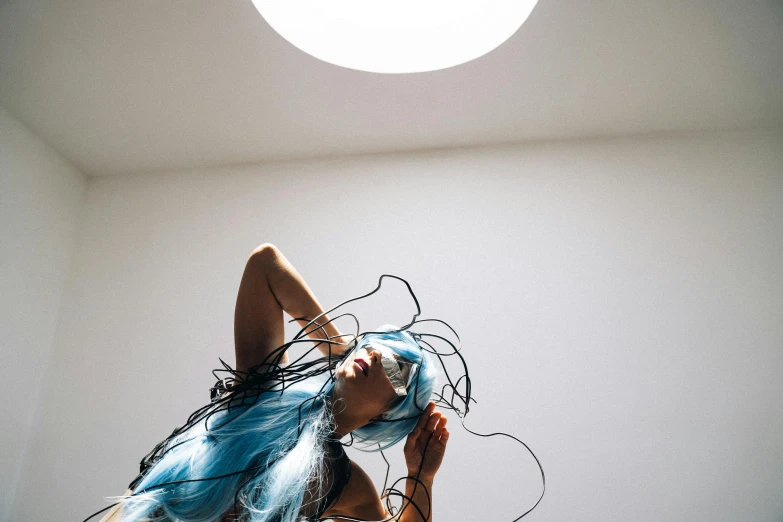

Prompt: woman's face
xmin=333 ymin=345 xmax=402 ymax=422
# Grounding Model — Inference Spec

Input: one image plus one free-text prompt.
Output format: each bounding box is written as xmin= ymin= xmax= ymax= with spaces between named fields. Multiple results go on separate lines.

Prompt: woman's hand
xmin=404 ymin=401 xmax=449 ymax=482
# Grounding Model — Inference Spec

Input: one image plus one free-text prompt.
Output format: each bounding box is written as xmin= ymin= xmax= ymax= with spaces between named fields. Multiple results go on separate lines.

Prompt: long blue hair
xmin=114 ymin=324 xmax=437 ymax=521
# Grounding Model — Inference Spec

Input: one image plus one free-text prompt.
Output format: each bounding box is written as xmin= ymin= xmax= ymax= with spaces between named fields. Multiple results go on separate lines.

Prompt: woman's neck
xmin=329 ymin=393 xmax=370 ymax=439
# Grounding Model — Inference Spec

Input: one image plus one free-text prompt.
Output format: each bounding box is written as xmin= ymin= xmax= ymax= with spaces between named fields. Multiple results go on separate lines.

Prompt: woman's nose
xmin=366 ymin=347 xmax=381 ymax=363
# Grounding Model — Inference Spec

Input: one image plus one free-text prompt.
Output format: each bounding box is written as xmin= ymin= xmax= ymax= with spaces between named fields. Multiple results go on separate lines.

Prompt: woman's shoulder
xmin=320 ymin=459 xmax=389 ymax=520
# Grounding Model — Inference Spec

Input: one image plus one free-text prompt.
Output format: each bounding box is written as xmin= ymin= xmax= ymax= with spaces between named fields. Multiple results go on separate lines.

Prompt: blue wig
xmin=115 ymin=324 xmax=437 ymax=522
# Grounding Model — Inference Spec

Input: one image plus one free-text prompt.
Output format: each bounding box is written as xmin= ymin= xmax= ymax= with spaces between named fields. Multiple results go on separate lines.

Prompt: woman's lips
xmin=354 ymin=359 xmax=369 ymax=376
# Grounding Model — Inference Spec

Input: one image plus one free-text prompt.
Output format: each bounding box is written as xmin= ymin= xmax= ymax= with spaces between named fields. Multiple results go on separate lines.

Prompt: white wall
xmin=0 ymin=105 xmax=87 ymax=520
xmin=11 ymin=128 xmax=783 ymax=521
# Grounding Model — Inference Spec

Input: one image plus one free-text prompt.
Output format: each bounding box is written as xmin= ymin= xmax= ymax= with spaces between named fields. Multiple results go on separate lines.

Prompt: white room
xmin=1 ymin=2 xmax=782 ymax=521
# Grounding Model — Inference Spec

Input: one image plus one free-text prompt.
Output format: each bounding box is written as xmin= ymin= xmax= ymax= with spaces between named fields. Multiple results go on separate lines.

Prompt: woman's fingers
xmin=438 ymin=428 xmax=450 ymax=446
xmin=415 ymin=411 xmax=447 ymax=448
xmin=415 ymin=402 xmax=436 ymax=430
xmin=431 ymin=415 xmax=447 ymax=443
xmin=407 ymin=403 xmax=434 ymax=438
xmin=435 ymin=414 xmax=447 ymax=434
xmin=425 ymin=411 xmax=440 ymax=431
xmin=407 ymin=402 xmax=449 ymax=451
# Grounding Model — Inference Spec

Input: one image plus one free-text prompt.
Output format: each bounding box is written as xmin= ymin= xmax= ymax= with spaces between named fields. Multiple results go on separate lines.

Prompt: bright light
xmin=250 ymin=0 xmax=540 ymax=74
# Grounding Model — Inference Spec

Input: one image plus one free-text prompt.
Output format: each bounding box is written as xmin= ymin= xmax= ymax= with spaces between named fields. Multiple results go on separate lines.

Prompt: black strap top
xmin=300 ymin=434 xmax=353 ymax=521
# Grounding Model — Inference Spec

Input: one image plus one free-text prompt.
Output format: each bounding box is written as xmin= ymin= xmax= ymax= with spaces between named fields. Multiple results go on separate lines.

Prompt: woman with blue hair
xmin=94 ymin=243 xmax=450 ymax=522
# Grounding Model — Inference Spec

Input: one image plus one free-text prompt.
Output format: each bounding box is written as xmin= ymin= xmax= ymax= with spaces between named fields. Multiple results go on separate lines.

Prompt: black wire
xmin=83 ymin=273 xmax=545 ymax=522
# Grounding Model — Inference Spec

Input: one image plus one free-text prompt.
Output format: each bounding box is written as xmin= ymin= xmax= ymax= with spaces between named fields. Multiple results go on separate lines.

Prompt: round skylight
xmin=250 ymin=0 xmax=540 ymax=74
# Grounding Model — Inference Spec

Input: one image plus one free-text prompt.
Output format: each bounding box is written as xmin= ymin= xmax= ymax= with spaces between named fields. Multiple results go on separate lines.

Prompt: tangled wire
xmin=83 ymin=274 xmax=545 ymax=522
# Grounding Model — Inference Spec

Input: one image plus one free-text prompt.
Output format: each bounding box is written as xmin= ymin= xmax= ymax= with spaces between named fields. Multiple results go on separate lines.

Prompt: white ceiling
xmin=1 ymin=0 xmax=782 ymax=177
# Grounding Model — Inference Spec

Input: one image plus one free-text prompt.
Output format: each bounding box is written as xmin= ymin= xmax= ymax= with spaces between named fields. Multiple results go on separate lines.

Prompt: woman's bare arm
xmin=234 ymin=244 xmax=352 ymax=374
xmin=261 ymin=244 xmax=351 ymax=356
xmin=396 ymin=402 xmax=448 ymax=522
xmin=395 ymin=476 xmax=435 ymax=522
